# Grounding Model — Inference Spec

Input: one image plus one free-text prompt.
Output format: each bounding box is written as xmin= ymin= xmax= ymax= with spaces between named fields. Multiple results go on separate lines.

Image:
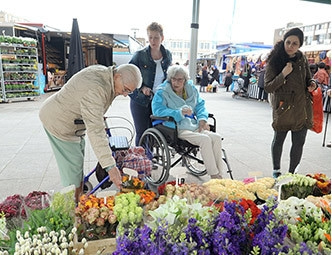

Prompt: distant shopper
xmin=309 ymin=63 xmax=318 ymax=77
xmin=224 ymin=71 xmax=233 ymax=92
xmin=257 ymin=68 xmax=268 ymax=102
xmin=313 ymin=62 xmax=330 ymax=90
xmin=241 ymin=63 xmax=252 ymax=89
xmin=200 ymin=65 xmax=209 ymax=92
xmin=39 ymin=64 xmax=142 ymax=202
xmin=264 ymin=28 xmax=317 ymax=178
xmin=210 ymin=65 xmax=220 ymax=84
xmin=129 ymin=22 xmax=172 ymax=145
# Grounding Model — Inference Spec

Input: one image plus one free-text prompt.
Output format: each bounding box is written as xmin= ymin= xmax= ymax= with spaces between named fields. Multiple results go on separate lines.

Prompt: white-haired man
xmin=39 ymin=64 xmax=142 ymax=202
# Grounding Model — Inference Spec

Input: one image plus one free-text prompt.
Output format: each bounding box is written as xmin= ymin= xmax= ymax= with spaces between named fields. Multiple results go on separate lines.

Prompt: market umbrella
xmin=66 ymin=18 xmax=84 ymax=81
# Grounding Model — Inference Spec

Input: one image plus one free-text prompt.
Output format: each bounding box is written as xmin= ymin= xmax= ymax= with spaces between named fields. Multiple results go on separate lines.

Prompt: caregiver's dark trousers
xmin=130 ymin=99 xmax=152 ymax=146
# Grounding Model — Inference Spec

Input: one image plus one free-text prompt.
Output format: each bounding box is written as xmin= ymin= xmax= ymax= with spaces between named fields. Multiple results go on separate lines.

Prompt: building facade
xmin=274 ymin=21 xmax=331 ymax=47
xmin=274 ymin=21 xmax=331 ymax=65
xmin=163 ymin=38 xmax=220 ymax=65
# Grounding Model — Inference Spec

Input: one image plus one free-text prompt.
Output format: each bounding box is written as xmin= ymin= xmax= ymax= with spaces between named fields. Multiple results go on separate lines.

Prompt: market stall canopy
xmin=66 ymin=18 xmax=84 ymax=81
xmin=225 ymin=49 xmax=272 ymax=58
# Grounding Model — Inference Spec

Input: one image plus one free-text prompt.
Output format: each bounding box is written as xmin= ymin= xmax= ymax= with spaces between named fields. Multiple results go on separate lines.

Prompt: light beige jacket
xmin=39 ymin=65 xmax=117 ymax=168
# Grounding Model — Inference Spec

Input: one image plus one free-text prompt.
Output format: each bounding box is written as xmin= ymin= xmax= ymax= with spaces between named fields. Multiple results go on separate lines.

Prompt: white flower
xmin=71 ymin=227 xmax=77 ymax=234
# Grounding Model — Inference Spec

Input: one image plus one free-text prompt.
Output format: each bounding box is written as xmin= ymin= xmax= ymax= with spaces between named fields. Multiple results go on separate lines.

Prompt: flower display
xmin=114 ymin=197 xmax=293 ymax=254
xmin=0 ymin=172 xmax=330 ymax=254
xmin=121 ymin=176 xmax=145 ymax=190
xmin=134 ymin=189 xmax=156 ymax=205
xmin=275 ymin=196 xmax=331 ymax=254
xmin=113 ymin=192 xmax=143 ymax=236
xmin=306 ymin=173 xmax=331 ymax=195
xmin=278 ymin=173 xmax=317 ymax=199
xmin=0 ymin=191 xmax=50 ymax=231
xmin=75 ymin=194 xmax=117 ymax=241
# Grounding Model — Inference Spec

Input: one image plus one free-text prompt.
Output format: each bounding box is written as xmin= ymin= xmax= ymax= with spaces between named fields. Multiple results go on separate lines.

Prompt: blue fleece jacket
xmin=151 ymin=80 xmax=208 ymax=131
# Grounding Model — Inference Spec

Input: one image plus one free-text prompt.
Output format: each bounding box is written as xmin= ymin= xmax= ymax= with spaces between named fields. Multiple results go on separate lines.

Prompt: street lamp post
xmin=189 ymin=0 xmax=200 ymax=83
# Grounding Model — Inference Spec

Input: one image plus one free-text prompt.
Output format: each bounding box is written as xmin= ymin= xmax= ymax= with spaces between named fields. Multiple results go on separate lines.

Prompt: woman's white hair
xmin=116 ymin=64 xmax=142 ymax=88
xmin=167 ymin=65 xmax=190 ymax=83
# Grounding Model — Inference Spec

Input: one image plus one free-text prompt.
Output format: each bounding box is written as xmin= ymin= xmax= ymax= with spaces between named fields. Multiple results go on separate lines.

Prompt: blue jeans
xmin=271 ymin=127 xmax=308 ymax=173
xmin=130 ymin=99 xmax=152 ymax=146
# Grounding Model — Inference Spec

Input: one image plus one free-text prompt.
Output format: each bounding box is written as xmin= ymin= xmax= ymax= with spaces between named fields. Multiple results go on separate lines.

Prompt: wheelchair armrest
xmin=150 ymin=115 xmax=175 ymax=122
xmin=207 ymin=114 xmax=216 ymax=132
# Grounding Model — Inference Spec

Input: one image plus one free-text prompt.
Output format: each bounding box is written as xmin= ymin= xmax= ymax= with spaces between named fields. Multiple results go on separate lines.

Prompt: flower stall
xmin=0 ymin=173 xmax=330 ymax=255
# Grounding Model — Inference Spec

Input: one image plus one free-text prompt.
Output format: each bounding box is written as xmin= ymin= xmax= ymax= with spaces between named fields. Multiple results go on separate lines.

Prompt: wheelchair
xmin=138 ymin=113 xmax=233 ymax=186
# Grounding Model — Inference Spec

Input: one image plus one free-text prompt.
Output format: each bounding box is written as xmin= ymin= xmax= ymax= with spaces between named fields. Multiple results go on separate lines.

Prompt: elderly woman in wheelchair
xmin=138 ymin=65 xmax=225 ymax=185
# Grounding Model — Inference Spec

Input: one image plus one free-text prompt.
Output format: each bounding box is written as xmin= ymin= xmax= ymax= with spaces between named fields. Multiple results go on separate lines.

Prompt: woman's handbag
xmin=310 ymin=87 xmax=324 ymax=133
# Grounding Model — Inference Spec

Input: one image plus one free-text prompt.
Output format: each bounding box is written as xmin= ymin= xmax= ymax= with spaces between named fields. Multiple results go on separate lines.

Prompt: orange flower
xmin=135 ymin=189 xmax=156 ymax=204
xmin=324 ymin=233 xmax=331 ymax=243
xmin=320 ymin=198 xmax=331 ymax=214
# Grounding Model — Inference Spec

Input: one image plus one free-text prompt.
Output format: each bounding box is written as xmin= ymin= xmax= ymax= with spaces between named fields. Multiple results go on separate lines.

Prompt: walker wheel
xmin=83 ymin=181 xmax=93 ymax=194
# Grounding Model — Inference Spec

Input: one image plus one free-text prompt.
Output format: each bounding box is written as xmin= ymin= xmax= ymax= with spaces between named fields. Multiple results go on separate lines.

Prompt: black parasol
xmin=66 ymin=18 xmax=84 ymax=81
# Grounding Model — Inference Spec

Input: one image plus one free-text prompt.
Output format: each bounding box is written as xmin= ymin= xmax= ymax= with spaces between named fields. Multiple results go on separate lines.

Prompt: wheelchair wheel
xmin=139 ymin=128 xmax=171 ymax=185
xmin=183 ymin=147 xmax=207 ymax=176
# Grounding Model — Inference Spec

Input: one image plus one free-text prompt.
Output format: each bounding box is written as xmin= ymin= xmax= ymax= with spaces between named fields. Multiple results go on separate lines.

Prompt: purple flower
xmin=113 ymin=198 xmax=292 ymax=255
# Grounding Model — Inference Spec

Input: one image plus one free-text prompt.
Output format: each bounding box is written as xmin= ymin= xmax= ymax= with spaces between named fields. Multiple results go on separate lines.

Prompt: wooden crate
xmin=74 ymin=237 xmax=116 ymax=254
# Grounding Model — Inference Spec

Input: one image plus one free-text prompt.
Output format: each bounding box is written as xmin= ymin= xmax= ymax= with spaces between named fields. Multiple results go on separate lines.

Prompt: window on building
xmin=199 ymin=42 xmax=204 ymax=50
xmin=318 ymin=34 xmax=325 ymax=44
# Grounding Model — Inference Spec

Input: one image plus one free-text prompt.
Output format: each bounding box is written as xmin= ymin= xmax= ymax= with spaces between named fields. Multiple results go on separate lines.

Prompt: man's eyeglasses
xmin=171 ymin=77 xmax=185 ymax=83
xmin=121 ymin=78 xmax=134 ymax=95
xmin=122 ymin=85 xmax=134 ymax=95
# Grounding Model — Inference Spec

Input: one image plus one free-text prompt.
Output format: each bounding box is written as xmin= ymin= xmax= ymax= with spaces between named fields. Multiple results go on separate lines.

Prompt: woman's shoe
xmin=272 ymin=170 xmax=281 ymax=179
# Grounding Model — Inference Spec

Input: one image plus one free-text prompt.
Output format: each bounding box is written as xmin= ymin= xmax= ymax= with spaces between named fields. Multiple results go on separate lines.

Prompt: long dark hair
xmin=266 ymin=40 xmax=289 ymax=75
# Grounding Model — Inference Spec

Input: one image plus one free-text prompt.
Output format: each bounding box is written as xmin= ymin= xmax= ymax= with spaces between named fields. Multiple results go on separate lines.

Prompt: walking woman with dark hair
xmin=264 ymin=28 xmax=317 ymax=178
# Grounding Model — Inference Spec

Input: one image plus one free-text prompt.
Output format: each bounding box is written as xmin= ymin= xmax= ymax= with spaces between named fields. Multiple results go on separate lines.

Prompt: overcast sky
xmin=1 ymin=0 xmax=331 ymax=45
